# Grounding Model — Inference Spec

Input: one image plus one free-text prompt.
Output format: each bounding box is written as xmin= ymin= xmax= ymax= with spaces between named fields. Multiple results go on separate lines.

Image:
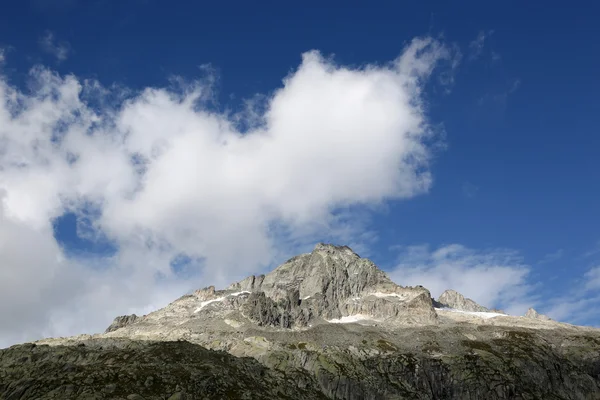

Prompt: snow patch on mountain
xmin=370 ymin=292 xmax=409 ymax=299
xmin=435 ymin=307 xmax=506 ymax=319
xmin=327 ymin=314 xmax=374 ymax=324
xmin=194 ymin=291 xmax=250 ymax=313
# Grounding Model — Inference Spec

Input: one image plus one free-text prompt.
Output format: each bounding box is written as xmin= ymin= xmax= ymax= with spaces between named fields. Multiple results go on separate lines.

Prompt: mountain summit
xmin=6 ymin=244 xmax=600 ymax=399
xmin=227 ymin=243 xmax=437 ymax=327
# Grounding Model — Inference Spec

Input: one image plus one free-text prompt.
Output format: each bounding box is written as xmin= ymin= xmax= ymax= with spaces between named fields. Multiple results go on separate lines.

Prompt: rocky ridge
xmin=525 ymin=307 xmax=553 ymax=321
xmin=3 ymin=243 xmax=600 ymax=399
xmin=105 ymin=314 xmax=140 ymax=333
xmin=98 ymin=244 xmax=562 ymax=338
xmin=436 ymin=289 xmax=493 ymax=312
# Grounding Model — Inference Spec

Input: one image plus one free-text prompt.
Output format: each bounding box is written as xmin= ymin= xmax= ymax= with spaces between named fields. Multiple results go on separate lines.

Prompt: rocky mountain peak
xmin=436 ymin=289 xmax=491 ymax=312
xmin=312 ymin=242 xmax=360 ymax=258
xmin=223 ymin=243 xmax=436 ymax=327
xmin=229 ymin=243 xmax=391 ymax=297
xmin=525 ymin=307 xmax=552 ymax=321
xmin=105 ymin=314 xmax=139 ymax=333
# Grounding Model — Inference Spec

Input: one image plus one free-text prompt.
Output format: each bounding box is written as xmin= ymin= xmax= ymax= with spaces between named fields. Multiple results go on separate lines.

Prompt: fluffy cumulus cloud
xmin=0 ymin=37 xmax=456 ymax=347
xmin=389 ymin=244 xmax=532 ymax=315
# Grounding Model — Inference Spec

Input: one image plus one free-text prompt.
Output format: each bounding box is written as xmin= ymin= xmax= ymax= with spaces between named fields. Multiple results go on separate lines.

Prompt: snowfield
xmin=435 ymin=307 xmax=506 ymax=319
xmin=327 ymin=314 xmax=374 ymax=324
xmin=370 ymin=292 xmax=408 ymax=299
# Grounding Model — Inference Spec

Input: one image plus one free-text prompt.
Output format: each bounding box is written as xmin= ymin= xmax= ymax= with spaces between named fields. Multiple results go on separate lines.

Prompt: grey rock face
xmin=436 ymin=289 xmax=491 ymax=312
xmin=230 ymin=243 xmax=392 ymax=300
xmin=525 ymin=307 xmax=553 ymax=321
xmin=242 ymin=290 xmax=312 ymax=329
xmin=232 ymin=243 xmax=436 ymax=326
xmin=105 ymin=314 xmax=140 ymax=333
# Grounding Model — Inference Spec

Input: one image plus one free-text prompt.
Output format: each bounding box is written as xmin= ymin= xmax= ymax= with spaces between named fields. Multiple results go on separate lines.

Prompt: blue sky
xmin=0 ymin=0 xmax=599 ymax=346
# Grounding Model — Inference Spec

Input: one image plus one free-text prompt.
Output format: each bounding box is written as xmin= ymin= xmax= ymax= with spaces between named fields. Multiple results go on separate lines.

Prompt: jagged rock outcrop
xmin=525 ymin=307 xmax=553 ymax=321
xmin=242 ymin=290 xmax=313 ymax=328
xmin=230 ymin=244 xmax=392 ymax=300
xmin=231 ymin=243 xmax=437 ymax=326
xmin=105 ymin=314 xmax=140 ymax=333
xmin=436 ymin=289 xmax=491 ymax=312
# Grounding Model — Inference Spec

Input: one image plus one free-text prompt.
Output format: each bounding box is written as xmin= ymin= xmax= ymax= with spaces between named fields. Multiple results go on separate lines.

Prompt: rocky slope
xmin=2 ymin=243 xmax=600 ymax=399
xmin=0 ymin=340 xmax=326 ymax=400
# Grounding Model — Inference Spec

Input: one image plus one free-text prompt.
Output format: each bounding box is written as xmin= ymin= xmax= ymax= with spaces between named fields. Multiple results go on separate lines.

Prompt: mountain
xmin=2 ymin=243 xmax=600 ymax=399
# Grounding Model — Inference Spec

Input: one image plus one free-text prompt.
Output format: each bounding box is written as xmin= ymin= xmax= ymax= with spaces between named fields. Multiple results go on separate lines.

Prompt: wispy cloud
xmin=39 ymin=31 xmax=70 ymax=62
xmin=544 ymin=264 xmax=600 ymax=325
xmin=538 ymin=249 xmax=564 ymax=264
xmin=478 ymin=78 xmax=521 ymax=106
xmin=584 ymin=266 xmax=600 ymax=291
xmin=581 ymin=240 xmax=600 ymax=258
xmin=468 ymin=30 xmax=494 ymax=61
xmin=545 ymin=294 xmax=600 ymax=326
xmin=0 ymin=46 xmax=11 ymax=65
xmin=541 ymin=243 xmax=600 ymax=325
xmin=436 ymin=43 xmax=462 ymax=93
xmin=507 ymin=79 xmax=521 ymax=94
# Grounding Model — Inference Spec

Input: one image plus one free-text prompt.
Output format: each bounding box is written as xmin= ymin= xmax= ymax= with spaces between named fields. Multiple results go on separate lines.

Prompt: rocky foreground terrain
xmin=2 ymin=243 xmax=600 ymax=399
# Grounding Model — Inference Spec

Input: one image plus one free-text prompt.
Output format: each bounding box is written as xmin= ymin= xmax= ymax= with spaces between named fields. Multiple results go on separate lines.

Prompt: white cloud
xmin=545 ymin=295 xmax=600 ymax=325
xmin=0 ymin=37 xmax=455 ymax=347
xmin=584 ymin=266 xmax=600 ymax=290
xmin=39 ymin=31 xmax=70 ymax=62
xmin=0 ymin=196 xmax=190 ymax=346
xmin=389 ymin=244 xmax=532 ymax=315
xmin=544 ymin=277 xmax=600 ymax=325
xmin=542 ymin=261 xmax=600 ymax=325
